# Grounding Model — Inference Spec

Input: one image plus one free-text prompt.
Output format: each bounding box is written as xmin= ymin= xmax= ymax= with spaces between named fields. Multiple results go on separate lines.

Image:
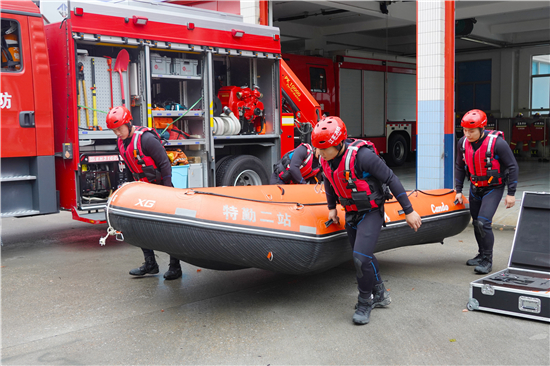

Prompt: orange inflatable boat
xmin=105 ymin=182 xmax=470 ymax=274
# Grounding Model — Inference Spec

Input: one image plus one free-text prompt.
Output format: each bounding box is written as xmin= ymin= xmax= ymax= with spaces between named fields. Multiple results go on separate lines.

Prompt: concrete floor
xmin=1 ymin=160 xmax=549 ymax=365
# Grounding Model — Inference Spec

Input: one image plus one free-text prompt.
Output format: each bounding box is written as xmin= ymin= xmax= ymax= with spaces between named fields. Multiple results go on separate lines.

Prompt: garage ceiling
xmin=273 ymin=1 xmax=550 ymax=56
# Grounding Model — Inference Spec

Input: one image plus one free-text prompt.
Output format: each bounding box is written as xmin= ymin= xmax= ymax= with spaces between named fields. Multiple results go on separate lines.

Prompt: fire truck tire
xmin=215 ymin=155 xmax=233 ymax=170
xmin=216 ymin=155 xmax=269 ymax=186
xmin=387 ymin=134 xmax=408 ymax=167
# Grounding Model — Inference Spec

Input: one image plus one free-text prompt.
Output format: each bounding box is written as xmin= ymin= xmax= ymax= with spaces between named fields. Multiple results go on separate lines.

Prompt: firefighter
xmin=270 ymin=143 xmax=321 ymax=184
xmin=455 ymin=109 xmax=518 ymax=274
xmin=312 ymin=116 xmax=422 ymax=325
xmin=106 ymin=106 xmax=183 ymax=280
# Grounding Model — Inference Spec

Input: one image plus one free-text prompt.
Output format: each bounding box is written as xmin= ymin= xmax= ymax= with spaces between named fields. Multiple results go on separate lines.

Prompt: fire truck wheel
xmin=216 ymin=155 xmax=269 ymax=186
xmin=387 ymin=134 xmax=408 ymax=167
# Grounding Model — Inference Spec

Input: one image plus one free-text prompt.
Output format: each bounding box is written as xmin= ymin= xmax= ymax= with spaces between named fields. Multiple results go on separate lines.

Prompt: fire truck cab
xmin=1 ymin=0 xmax=290 ymax=223
xmin=1 ymin=1 xmax=57 ymax=218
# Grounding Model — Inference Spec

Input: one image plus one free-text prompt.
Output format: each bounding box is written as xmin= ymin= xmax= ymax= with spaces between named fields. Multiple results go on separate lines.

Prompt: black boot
xmin=164 ymin=257 xmax=182 ymax=280
xmin=466 ymin=252 xmax=484 ymax=266
xmin=469 ymin=220 xmax=485 ymax=266
xmin=372 ymin=283 xmax=391 ymax=308
xmin=129 ymin=255 xmax=159 ymax=276
xmin=353 ymin=296 xmax=373 ymax=325
xmin=475 ymin=253 xmax=493 ymax=274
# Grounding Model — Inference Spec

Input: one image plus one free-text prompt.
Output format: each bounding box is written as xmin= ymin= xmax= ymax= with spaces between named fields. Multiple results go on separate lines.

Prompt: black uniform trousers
xmin=468 ymin=185 xmax=505 ymax=257
xmin=345 ymin=209 xmax=384 ymax=299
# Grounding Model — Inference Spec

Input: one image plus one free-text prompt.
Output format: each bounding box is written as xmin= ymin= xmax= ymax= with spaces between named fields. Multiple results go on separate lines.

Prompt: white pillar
xmin=500 ymin=49 xmax=516 ymax=118
xmin=416 ymin=1 xmax=446 ymax=190
xmin=240 ymin=0 xmax=260 ymax=25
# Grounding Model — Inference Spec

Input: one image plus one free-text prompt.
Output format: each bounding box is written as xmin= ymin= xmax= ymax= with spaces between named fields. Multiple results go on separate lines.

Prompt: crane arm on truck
xmin=280 ymin=59 xmax=321 ymax=127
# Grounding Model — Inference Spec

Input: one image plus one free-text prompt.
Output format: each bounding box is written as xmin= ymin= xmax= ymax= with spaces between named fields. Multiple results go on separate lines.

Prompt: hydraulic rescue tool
xmin=90 ymin=58 xmax=100 ymax=130
xmin=78 ymin=62 xmax=91 ymax=128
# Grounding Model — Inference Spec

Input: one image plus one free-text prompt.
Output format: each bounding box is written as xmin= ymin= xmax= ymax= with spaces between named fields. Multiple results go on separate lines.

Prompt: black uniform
xmin=121 ymin=131 xmax=173 ymax=187
xmin=270 ymin=144 xmax=320 ymax=184
xmin=119 ymin=129 xmax=180 ymax=271
xmin=455 ymin=132 xmax=518 ymax=258
xmin=324 ymin=142 xmax=413 ymax=298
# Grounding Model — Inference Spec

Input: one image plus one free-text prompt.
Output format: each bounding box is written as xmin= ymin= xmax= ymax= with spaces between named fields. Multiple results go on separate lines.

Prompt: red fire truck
xmin=0 ymin=0 xmax=319 ymax=223
xmin=283 ymin=51 xmax=417 ymax=166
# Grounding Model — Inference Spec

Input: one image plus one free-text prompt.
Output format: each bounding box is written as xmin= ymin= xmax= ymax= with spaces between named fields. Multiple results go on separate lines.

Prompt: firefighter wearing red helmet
xmin=455 ymin=109 xmax=518 ymax=274
xmin=312 ymin=116 xmax=422 ymax=325
xmin=106 ymin=106 xmax=183 ymax=281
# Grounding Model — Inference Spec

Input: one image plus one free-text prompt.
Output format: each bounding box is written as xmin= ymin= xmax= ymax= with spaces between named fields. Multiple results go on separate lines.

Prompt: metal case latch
xmin=518 ymin=296 xmax=541 ymax=314
xmin=481 ymin=284 xmax=495 ymax=295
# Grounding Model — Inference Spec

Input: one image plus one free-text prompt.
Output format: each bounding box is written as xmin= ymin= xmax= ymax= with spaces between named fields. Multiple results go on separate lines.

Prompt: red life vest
xmin=321 ymin=139 xmax=385 ymax=212
xmin=118 ymin=126 xmax=162 ymax=184
xmin=462 ymin=130 xmax=505 ymax=188
xmin=276 ymin=143 xmax=320 ymax=183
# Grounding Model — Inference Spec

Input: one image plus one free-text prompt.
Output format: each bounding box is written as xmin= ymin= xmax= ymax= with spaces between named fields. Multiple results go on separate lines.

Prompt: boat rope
xmin=409 ymin=189 xmax=456 ymax=197
xmin=185 ymin=189 xmax=328 ymax=206
xmin=184 ymin=188 xmax=456 ymax=206
xmin=99 ymin=185 xmax=129 ymax=245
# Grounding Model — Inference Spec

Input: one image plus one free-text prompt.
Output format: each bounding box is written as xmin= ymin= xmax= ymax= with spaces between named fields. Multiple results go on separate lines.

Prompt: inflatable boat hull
xmin=107 ymin=183 xmax=470 ymax=274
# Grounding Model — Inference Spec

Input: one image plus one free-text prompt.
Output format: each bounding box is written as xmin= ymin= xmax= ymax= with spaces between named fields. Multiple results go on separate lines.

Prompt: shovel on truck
xmin=114 ymin=49 xmax=129 ymax=107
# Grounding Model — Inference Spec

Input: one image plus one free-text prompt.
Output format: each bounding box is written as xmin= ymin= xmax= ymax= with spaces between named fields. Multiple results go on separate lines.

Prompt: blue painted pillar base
xmin=444 ymin=133 xmax=455 ymax=189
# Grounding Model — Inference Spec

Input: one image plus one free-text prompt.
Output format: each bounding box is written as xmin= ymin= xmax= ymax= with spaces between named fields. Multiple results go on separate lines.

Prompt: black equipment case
xmin=467 ymin=191 xmax=550 ymax=322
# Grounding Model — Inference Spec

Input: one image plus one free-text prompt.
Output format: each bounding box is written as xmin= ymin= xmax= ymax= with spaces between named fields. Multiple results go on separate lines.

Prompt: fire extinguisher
xmin=1 ymin=22 xmax=20 ymax=70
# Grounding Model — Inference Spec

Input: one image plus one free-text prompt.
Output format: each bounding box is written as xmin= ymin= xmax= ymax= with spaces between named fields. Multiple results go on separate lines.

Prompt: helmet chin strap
xmin=123 ymin=124 xmax=135 ymax=139
xmin=337 ymin=142 xmax=346 ymax=157
xmin=473 ymin=130 xmax=485 ymax=143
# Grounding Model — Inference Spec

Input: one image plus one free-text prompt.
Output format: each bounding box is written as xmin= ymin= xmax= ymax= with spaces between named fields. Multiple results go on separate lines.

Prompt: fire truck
xmin=0 ymin=0 xmax=320 ymax=223
xmin=283 ymin=51 xmax=417 ymax=166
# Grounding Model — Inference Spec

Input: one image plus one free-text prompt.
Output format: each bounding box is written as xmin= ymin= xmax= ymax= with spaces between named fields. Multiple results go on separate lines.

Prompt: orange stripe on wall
xmin=445 ymin=1 xmax=455 ymax=135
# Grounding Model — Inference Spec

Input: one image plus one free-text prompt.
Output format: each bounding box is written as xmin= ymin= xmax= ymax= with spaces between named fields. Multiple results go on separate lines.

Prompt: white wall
xmin=240 ymin=0 xmax=259 ymax=25
xmin=456 ymin=46 xmax=548 ymax=118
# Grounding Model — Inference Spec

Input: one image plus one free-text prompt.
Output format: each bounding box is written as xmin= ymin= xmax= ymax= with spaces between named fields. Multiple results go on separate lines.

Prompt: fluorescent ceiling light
xmin=459 ymin=36 xmax=502 ymax=48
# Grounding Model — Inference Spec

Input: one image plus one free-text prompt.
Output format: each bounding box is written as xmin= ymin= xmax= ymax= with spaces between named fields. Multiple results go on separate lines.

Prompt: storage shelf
xmin=164 ymin=139 xmax=205 ymax=146
xmin=151 ymin=74 xmax=201 ymax=80
xmin=79 ymin=130 xmax=116 ymax=140
xmin=0 ymin=175 xmax=37 ymax=182
xmin=213 ymin=134 xmax=278 ymax=140
xmin=152 ymin=110 xmax=203 ymax=117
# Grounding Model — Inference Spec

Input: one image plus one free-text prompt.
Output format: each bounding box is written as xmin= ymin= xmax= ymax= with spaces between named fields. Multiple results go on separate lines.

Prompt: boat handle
xmin=266 ymin=194 xmax=273 ymax=200
xmin=115 ymin=231 xmax=124 ymax=241
xmin=295 ymin=203 xmax=304 ymax=210
xmin=185 ymin=189 xmax=196 ymax=195
xmin=314 ymin=182 xmax=325 ymax=194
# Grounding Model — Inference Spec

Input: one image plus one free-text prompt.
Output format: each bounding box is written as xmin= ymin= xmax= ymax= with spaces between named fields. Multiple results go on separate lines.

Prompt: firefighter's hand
xmin=328 ymin=209 xmax=340 ymax=225
xmin=504 ymin=195 xmax=516 ymax=209
xmin=455 ymin=192 xmax=463 ymax=204
xmin=405 ymin=211 xmax=422 ymax=232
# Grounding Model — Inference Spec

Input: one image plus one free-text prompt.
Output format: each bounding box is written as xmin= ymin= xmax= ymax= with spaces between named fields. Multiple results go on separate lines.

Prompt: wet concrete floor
xmin=1 ymin=160 xmax=549 ymax=365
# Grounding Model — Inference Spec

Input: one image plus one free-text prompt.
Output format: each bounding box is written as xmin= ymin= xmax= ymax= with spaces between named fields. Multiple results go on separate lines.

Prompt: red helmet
xmin=311 ymin=116 xmax=347 ymax=149
xmin=106 ymin=106 xmax=132 ymax=129
xmin=461 ymin=109 xmax=487 ymax=129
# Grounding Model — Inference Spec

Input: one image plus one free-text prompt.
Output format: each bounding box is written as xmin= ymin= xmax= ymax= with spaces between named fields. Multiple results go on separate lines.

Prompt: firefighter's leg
xmin=129 ymin=248 xmax=159 ymax=276
xmin=467 ymin=188 xmax=484 ymax=265
xmin=345 ymin=210 xmax=383 ymax=325
xmin=164 ymin=255 xmax=183 ymax=280
xmin=269 ymin=171 xmax=284 ymax=185
xmin=474 ymin=186 xmax=504 ymax=274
